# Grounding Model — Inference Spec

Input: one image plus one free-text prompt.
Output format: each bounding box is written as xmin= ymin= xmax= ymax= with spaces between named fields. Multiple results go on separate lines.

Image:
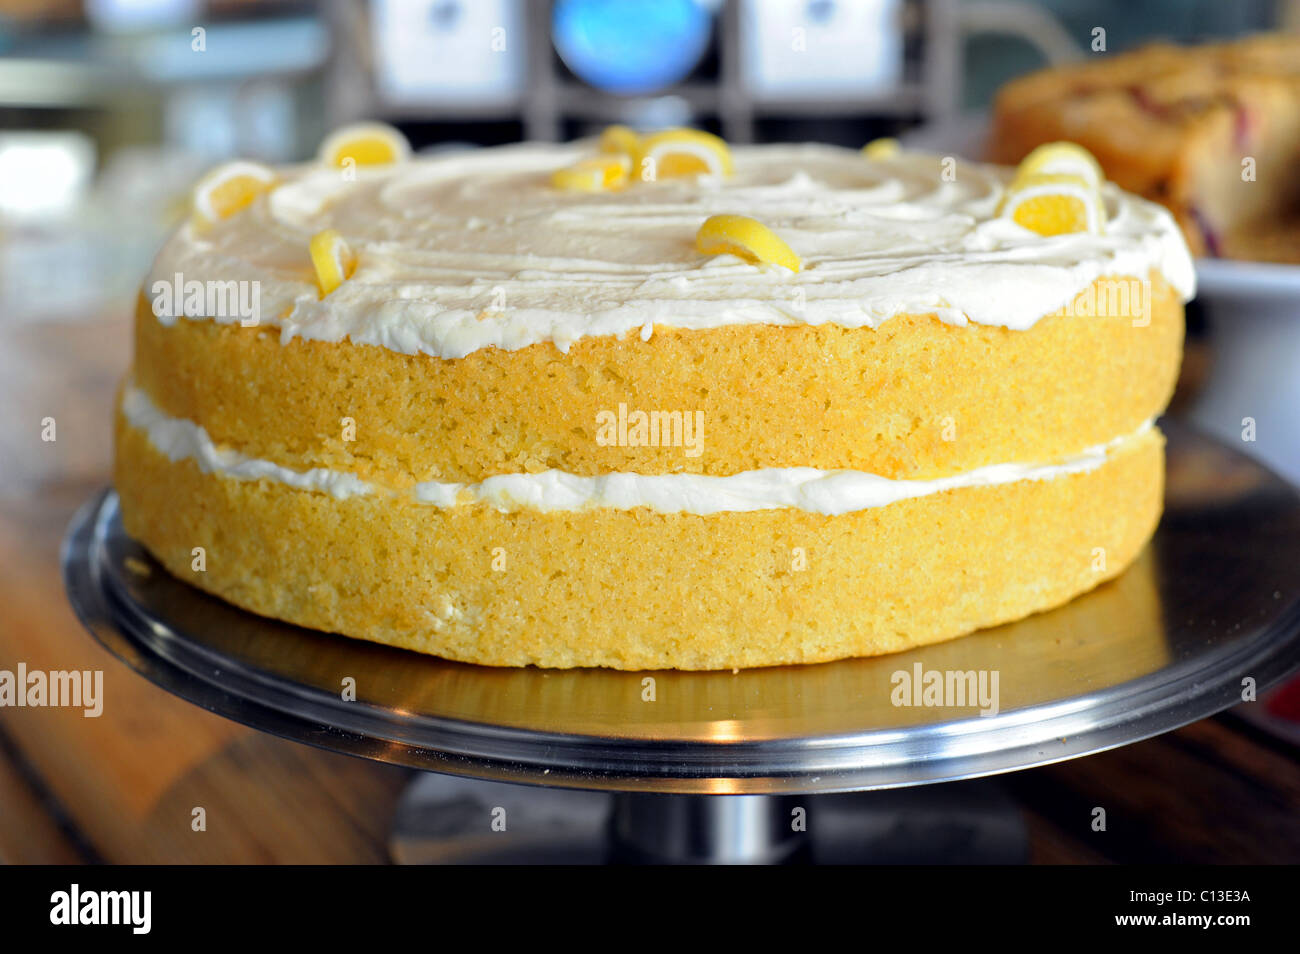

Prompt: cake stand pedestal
xmin=384 ymin=773 xmax=1030 ymax=863
xmin=63 ymin=423 xmax=1300 ymax=864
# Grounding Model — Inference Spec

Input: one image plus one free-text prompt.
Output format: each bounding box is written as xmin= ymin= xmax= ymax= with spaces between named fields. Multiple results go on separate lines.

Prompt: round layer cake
xmin=115 ymin=137 xmax=1194 ymax=669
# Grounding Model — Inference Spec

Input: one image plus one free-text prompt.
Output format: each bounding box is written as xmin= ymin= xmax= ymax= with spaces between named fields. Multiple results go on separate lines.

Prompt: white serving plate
xmin=1195 ymin=257 xmax=1300 ymax=300
xmin=1185 ymin=258 xmax=1300 ymax=485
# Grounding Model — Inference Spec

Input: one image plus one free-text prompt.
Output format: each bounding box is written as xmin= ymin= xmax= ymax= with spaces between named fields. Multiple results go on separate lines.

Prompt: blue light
xmin=552 ymin=0 xmax=713 ymax=96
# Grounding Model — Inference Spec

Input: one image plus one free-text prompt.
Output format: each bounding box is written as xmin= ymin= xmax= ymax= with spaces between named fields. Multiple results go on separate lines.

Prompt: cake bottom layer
xmin=114 ymin=418 xmax=1165 ymax=670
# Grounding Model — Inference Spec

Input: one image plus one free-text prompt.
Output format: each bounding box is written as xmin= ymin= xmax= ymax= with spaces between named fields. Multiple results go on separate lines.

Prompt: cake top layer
xmin=150 ymin=141 xmax=1195 ymax=359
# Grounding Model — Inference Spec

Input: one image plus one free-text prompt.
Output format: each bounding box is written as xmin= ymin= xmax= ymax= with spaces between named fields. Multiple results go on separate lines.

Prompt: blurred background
xmin=0 ymin=0 xmax=1295 ymax=325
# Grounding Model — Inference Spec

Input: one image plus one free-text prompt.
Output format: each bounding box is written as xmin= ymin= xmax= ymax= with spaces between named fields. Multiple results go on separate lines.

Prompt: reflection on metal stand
xmin=610 ymin=792 xmax=809 ymax=864
xmin=388 ymin=774 xmax=1028 ymax=864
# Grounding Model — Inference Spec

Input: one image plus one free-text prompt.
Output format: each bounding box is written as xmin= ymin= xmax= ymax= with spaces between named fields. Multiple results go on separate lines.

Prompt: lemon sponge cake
xmin=115 ymin=126 xmax=1194 ymax=670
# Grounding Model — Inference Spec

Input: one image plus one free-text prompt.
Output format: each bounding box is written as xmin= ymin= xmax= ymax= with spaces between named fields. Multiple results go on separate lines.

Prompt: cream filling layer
xmin=122 ymin=385 xmax=1153 ymax=517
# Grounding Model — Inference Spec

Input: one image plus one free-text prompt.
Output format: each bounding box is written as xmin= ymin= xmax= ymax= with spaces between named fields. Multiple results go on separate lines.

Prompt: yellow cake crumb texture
xmin=130 ymin=269 xmax=1182 ymax=487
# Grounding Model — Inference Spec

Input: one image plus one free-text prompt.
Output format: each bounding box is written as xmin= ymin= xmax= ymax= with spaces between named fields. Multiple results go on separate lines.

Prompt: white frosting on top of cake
xmin=148 ymin=142 xmax=1196 ymax=359
xmin=122 ymin=385 xmax=1153 ymax=516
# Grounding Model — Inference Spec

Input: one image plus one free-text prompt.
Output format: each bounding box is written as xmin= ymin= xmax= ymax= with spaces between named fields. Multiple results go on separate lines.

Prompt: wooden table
xmin=1 ymin=308 xmax=1296 ymax=864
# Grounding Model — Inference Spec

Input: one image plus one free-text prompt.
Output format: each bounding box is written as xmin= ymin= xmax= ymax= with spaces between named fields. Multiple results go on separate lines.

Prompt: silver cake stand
xmin=63 ymin=422 xmax=1300 ymax=863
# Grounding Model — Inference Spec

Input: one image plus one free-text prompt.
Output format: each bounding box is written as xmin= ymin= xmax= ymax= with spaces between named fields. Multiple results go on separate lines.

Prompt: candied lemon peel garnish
xmin=551 ymin=154 xmax=632 ymax=192
xmin=309 ymin=229 xmax=357 ymax=297
xmin=999 ymin=173 xmax=1107 ymax=236
xmin=636 ymin=128 xmax=733 ymax=181
xmin=318 ymin=122 xmax=411 ymax=168
xmin=1012 ymin=141 xmax=1105 ymax=190
xmin=191 ymin=161 xmax=277 ymax=224
xmin=551 ymin=125 xmax=733 ymax=191
xmin=598 ymin=124 xmax=641 ymax=156
xmin=696 ymin=214 xmax=801 ymax=272
xmin=861 ymin=137 xmax=901 ymax=159
xmin=1001 ymin=142 xmax=1108 ymax=235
